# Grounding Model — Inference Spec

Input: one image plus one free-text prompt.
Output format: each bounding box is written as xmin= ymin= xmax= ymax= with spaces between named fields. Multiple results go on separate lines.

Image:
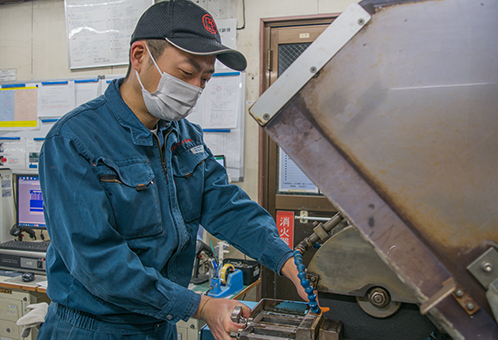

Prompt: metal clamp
xmin=467 ymin=247 xmax=498 ymax=289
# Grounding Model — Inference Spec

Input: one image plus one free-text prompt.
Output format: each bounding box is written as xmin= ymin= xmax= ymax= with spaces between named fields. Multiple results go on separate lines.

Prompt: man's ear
xmin=130 ymin=41 xmax=148 ymax=72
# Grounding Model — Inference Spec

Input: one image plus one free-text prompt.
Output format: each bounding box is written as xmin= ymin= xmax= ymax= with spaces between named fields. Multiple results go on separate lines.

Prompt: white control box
xmin=0 ymin=169 xmax=15 ymax=243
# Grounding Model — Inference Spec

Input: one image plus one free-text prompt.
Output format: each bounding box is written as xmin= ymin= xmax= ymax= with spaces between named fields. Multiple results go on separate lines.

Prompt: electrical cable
xmin=12 ymin=174 xmax=17 ymax=212
xmin=236 ymin=0 xmax=245 ymax=30
xmin=24 ymin=228 xmax=36 ymax=240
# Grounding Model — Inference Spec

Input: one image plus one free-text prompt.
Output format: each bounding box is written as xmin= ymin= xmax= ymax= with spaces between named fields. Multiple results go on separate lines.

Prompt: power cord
xmin=25 ymin=229 xmax=36 ymax=240
xmin=236 ymin=0 xmax=245 ymax=30
xmin=9 ymin=225 xmax=36 ymax=240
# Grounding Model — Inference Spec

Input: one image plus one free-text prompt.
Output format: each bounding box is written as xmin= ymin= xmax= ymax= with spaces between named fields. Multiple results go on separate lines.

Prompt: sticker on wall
xmin=276 ymin=210 xmax=294 ymax=249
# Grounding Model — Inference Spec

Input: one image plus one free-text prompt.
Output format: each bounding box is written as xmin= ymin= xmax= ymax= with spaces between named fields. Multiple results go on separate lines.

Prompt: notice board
xmin=188 ymin=72 xmax=246 ymax=182
xmin=64 ymin=0 xmax=153 ymax=69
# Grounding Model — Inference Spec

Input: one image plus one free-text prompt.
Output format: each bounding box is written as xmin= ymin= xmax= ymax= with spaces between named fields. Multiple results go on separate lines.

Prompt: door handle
xmin=296 ymin=210 xmax=335 ymax=223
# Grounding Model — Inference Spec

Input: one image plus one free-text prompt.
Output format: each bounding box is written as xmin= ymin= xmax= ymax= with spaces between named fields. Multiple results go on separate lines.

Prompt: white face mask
xmin=135 ymin=45 xmax=203 ymax=121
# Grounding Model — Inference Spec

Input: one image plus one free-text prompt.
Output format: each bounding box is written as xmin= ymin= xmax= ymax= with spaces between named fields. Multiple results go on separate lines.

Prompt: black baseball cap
xmin=131 ymin=0 xmax=247 ymax=71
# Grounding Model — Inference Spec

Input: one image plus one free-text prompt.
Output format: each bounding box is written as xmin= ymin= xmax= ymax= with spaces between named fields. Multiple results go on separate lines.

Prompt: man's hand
xmin=193 ymin=295 xmax=251 ymax=340
xmin=281 ymin=257 xmax=309 ymax=302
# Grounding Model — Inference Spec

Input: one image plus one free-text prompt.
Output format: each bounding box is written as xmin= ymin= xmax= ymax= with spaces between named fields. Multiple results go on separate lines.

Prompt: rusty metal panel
xmin=251 ymin=0 xmax=498 ymax=338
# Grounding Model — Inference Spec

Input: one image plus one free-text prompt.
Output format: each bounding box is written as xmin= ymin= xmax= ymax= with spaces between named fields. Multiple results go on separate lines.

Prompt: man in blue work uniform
xmin=37 ymin=1 xmax=305 ymax=339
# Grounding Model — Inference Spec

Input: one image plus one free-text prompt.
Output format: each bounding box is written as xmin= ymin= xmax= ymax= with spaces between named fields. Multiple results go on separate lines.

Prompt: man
xmin=38 ymin=1 xmax=305 ymax=339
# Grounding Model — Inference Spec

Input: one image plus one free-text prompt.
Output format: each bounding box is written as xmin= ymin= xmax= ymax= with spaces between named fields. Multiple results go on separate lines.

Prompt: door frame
xmin=258 ymin=14 xmax=339 ymax=214
xmin=258 ymin=14 xmax=339 ymax=300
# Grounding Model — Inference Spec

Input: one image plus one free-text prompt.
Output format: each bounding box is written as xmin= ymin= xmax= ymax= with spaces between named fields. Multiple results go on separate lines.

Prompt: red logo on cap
xmin=202 ymin=14 xmax=217 ymax=34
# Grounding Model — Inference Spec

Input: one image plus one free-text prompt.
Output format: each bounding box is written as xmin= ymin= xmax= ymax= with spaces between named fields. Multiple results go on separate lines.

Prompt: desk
xmin=0 ymin=273 xmax=260 ymax=303
xmin=232 ymin=278 xmax=261 ymax=301
xmin=0 ymin=272 xmax=49 ymax=340
xmin=0 ymin=272 xmax=47 ymax=293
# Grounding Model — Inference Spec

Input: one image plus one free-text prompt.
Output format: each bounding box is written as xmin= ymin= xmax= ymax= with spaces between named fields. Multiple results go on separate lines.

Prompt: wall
xmin=0 ymin=0 xmax=359 ymax=200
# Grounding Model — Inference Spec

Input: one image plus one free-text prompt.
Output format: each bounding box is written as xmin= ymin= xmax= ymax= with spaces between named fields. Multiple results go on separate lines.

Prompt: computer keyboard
xmin=0 ymin=240 xmax=50 ymax=252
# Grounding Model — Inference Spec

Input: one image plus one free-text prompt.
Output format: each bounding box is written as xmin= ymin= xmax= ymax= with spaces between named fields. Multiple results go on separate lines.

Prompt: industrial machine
xmin=249 ymin=0 xmax=498 ymax=339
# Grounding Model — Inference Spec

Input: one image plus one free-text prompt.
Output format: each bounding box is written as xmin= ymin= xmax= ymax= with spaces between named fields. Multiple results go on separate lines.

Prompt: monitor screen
xmin=17 ymin=175 xmax=46 ymax=229
xmin=214 ymin=155 xmax=226 ymax=168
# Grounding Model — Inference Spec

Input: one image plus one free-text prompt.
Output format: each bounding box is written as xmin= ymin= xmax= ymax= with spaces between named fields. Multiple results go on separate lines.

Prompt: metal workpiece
xmin=251 ymin=0 xmax=498 ymax=338
xmin=231 ymin=305 xmax=249 ymax=327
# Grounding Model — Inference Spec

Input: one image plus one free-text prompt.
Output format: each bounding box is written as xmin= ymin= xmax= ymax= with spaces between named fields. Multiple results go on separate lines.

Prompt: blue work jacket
xmin=39 ymin=79 xmax=293 ymax=326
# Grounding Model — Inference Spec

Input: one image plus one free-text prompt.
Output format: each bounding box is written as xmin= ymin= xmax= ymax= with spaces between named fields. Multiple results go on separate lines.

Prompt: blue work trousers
xmin=37 ymin=303 xmax=175 ymax=340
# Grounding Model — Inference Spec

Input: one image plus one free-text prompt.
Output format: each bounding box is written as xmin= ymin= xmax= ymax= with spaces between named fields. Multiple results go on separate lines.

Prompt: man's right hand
xmin=192 ymin=295 xmax=251 ymax=340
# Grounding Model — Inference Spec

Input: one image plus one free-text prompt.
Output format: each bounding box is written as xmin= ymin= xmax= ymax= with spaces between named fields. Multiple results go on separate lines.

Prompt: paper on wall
xmin=75 ymin=79 xmax=100 ymax=106
xmin=203 ymin=130 xmax=242 ymax=169
xmin=0 ymin=138 xmax=27 ymax=170
xmin=278 ymin=149 xmax=318 ymax=193
xmin=0 ymin=86 xmax=38 ymax=129
xmin=26 ymin=138 xmax=45 ymax=170
xmin=65 ymin=0 xmax=153 ymax=69
xmin=202 ymin=75 xmax=239 ymax=129
xmin=37 ymin=81 xmax=76 ymax=118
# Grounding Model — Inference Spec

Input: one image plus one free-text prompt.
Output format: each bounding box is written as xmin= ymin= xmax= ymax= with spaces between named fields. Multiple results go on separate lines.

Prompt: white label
xmin=2 ymin=189 xmax=11 ymax=198
xmin=0 ymin=69 xmax=16 ymax=82
xmin=2 ymin=179 xmax=10 ymax=188
xmin=190 ymin=145 xmax=204 ymax=154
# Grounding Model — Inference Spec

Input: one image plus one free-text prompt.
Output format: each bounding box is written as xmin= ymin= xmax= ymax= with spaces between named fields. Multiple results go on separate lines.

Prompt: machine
xmin=248 ymin=0 xmax=498 ymax=339
xmin=0 ymin=168 xmax=15 ymax=244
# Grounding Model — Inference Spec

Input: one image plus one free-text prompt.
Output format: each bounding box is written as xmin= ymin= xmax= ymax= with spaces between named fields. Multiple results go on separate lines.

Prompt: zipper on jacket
xmin=99 ymin=174 xmax=123 ymax=184
xmin=99 ymin=174 xmax=149 ymax=192
xmin=154 ymin=130 xmax=173 ymax=182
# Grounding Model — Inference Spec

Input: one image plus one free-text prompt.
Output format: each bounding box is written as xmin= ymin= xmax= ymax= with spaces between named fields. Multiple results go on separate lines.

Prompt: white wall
xmin=0 ymin=0 xmax=359 ymax=200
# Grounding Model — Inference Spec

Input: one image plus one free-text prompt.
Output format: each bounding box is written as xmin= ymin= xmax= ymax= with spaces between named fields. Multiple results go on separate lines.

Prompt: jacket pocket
xmin=172 ymin=145 xmax=209 ymax=223
xmin=96 ymin=158 xmax=162 ymax=239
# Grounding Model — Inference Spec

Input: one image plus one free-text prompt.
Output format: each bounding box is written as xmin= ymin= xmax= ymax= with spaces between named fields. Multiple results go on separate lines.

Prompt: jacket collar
xmin=105 ymin=78 xmax=177 ymax=146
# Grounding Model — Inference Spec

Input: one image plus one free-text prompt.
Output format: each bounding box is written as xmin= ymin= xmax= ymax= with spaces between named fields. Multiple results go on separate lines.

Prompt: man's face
xmin=143 ymin=44 xmax=216 ymax=92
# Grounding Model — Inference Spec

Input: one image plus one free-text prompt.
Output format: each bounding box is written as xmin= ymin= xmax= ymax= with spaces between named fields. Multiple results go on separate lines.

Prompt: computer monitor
xmin=214 ymin=155 xmax=226 ymax=168
xmin=16 ymin=174 xmax=46 ymax=229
